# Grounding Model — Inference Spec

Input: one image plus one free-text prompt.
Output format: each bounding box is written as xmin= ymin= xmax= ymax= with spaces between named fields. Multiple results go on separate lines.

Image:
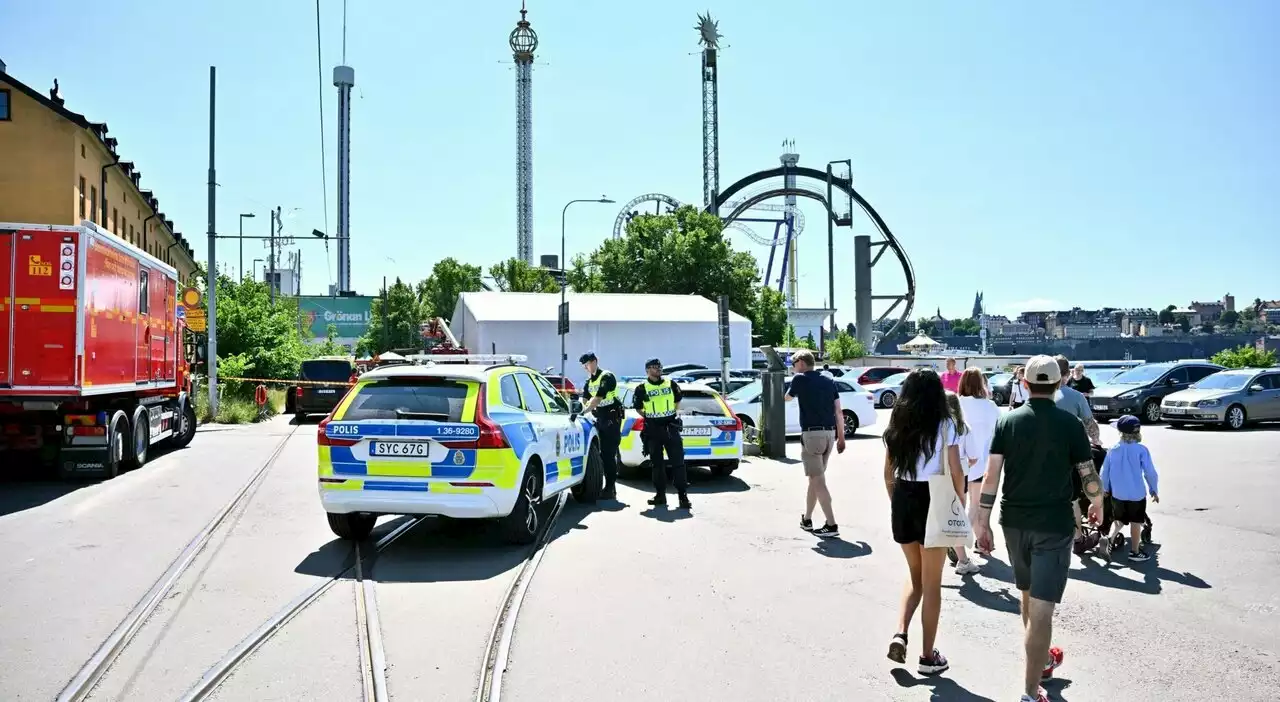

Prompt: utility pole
xmin=206 ymin=66 xmax=219 ymax=418
xmin=381 ymin=276 xmax=388 ymax=353
xmin=268 ymin=206 xmax=279 ymax=304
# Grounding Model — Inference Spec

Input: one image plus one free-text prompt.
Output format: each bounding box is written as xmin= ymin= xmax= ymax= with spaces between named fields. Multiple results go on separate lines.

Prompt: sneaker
xmin=800 ymin=516 xmax=814 ymax=532
xmin=1041 ymin=646 xmax=1064 ymax=679
xmin=601 ymin=486 xmax=617 ymax=500
xmin=886 ymin=632 xmax=908 ymax=664
xmin=812 ymin=524 xmax=839 ymax=538
xmin=647 ymin=495 xmax=667 ymax=507
xmin=1101 ymin=534 xmax=1114 ymax=562
xmin=1129 ymin=548 xmax=1151 ymax=562
xmin=946 ymin=547 xmax=959 ymax=565
xmin=1072 ymin=535 xmax=1088 ymax=556
xmin=1141 ymin=520 xmax=1153 ymax=545
xmin=917 ymin=649 xmax=949 ymax=676
xmin=955 ymin=559 xmax=981 ymax=576
xmin=1019 ymin=687 xmax=1050 ymax=702
xmin=677 ymin=494 xmax=692 ymax=510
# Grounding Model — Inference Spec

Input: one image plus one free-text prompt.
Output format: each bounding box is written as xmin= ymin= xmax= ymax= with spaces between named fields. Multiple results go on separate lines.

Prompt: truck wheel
xmin=103 ymin=412 xmax=128 ymax=479
xmin=571 ymin=440 xmax=603 ymax=504
xmin=327 ymin=512 xmax=376 ymax=540
xmin=128 ymin=406 xmax=150 ymax=469
xmin=711 ymin=459 xmax=739 ymax=477
xmin=498 ymin=465 xmax=543 ymax=545
xmin=170 ymin=401 xmax=198 ymax=449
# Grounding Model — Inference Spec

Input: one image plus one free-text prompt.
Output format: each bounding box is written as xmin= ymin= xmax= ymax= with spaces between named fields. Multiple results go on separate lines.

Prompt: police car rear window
xmin=342 ymin=379 xmax=469 ymax=422
xmin=301 ymin=359 xmax=352 ymax=382
xmin=679 ymin=391 xmax=728 ymax=416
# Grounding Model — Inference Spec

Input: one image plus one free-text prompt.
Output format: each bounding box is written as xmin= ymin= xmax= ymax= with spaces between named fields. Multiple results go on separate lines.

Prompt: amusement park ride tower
xmin=333 ymin=62 xmax=354 ymax=293
xmin=510 ymin=2 xmax=538 ymax=264
xmin=697 ymin=13 xmax=721 ymax=212
xmin=780 ymin=144 xmax=800 ymax=307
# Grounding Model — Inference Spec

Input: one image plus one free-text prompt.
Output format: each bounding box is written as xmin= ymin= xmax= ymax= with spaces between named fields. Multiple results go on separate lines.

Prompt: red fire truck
xmin=1 ymin=221 xmax=198 ymax=479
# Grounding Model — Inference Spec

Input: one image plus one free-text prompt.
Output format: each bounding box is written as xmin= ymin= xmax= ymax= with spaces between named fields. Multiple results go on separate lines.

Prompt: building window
xmin=111 ymin=208 xmax=118 ymax=234
xmin=79 ymin=177 xmax=87 ymax=219
xmin=81 ymin=144 xmax=86 ymax=158
xmin=0 ymin=89 xmax=10 ymax=121
xmin=90 ymin=186 xmax=98 ymax=222
xmin=129 ymin=224 xmax=135 ymax=245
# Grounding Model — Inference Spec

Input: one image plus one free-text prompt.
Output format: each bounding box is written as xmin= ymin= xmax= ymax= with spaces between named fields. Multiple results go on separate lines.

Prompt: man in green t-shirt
xmin=974 ymin=355 xmax=1104 ymax=702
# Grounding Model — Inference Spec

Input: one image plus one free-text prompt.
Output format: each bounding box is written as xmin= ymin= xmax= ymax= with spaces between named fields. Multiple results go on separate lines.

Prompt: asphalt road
xmin=1 ymin=410 xmax=1275 ymax=701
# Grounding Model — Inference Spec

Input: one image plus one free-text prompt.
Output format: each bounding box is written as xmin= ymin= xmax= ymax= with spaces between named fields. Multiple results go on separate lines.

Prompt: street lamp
xmin=238 ymin=213 xmax=255 ymax=280
xmin=559 ymin=196 xmax=615 ymax=381
xmin=251 ymin=258 xmax=263 ymax=283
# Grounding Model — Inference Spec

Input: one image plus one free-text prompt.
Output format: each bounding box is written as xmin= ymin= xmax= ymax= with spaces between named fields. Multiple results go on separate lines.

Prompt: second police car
xmin=317 ymin=361 xmax=603 ymax=544
xmin=613 ymin=378 xmax=744 ymax=479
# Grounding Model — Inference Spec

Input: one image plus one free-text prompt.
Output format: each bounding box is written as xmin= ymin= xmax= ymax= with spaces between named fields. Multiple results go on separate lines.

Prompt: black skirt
xmin=891 ymin=479 xmax=932 ymax=545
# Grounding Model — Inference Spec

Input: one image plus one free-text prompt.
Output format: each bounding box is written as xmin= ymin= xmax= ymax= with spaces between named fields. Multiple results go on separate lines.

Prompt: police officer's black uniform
xmin=632 ymin=358 xmax=691 ymax=509
xmin=578 ymin=352 xmax=622 ymax=500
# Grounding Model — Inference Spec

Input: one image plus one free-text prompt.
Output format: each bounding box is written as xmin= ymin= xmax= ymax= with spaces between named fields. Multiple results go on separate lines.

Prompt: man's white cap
xmin=1024 ymin=355 xmax=1062 ymax=385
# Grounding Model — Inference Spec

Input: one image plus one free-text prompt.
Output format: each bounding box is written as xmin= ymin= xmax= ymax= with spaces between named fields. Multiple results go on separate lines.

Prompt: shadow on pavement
xmin=1070 ymin=544 xmax=1211 ymax=595
xmin=0 ymin=477 xmax=88 ymax=517
xmin=616 ymin=467 xmax=750 ymax=495
xmin=811 ymin=538 xmax=872 ymax=559
xmin=889 ymin=668 xmax=996 ymax=701
xmin=1042 ymin=676 xmax=1074 ymax=700
xmin=945 ymin=579 xmax=1021 ymax=615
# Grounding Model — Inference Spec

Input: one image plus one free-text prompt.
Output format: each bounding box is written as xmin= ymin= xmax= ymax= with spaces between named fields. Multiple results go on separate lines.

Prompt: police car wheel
xmin=327 ymin=512 xmax=376 ymax=541
xmin=710 ymin=460 xmax=738 ymax=477
xmin=571 ymin=440 xmax=603 ymax=503
xmin=499 ymin=467 xmax=542 ymax=545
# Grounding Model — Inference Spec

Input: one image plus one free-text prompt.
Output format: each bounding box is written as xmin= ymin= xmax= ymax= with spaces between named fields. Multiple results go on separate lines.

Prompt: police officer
xmin=578 ymin=352 xmax=622 ymax=500
xmin=631 ymin=358 xmax=691 ymax=510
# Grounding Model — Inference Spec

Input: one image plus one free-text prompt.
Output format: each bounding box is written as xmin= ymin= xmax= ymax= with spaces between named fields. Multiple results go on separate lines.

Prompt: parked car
xmin=986 ymin=372 xmax=1015 ymax=405
xmin=702 ymin=377 xmax=757 ymax=396
xmin=1082 ymin=367 xmax=1127 ymax=388
xmin=662 ymin=363 xmax=708 ymax=374
xmin=851 ymin=366 xmax=911 ymax=386
xmin=543 ymin=374 xmax=577 ymax=398
xmin=294 ymin=357 xmax=355 ymax=421
xmin=1161 ymin=367 xmax=1280 ymax=430
xmin=1089 ymin=361 xmax=1224 ymax=424
xmin=726 ymin=378 xmax=877 ymax=437
xmin=614 ymin=381 xmax=744 ymax=478
xmin=864 ymin=371 xmax=910 ymax=408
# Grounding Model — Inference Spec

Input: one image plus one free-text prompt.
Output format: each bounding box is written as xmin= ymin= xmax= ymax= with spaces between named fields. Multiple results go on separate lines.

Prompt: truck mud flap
xmin=59 ymin=446 xmax=112 ymax=479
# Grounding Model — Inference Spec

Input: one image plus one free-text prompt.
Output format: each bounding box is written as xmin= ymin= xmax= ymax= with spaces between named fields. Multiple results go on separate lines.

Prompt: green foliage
xmin=489 ymin=258 xmax=559 ymax=293
xmin=803 ymin=331 xmax=817 ymax=349
xmin=825 ymin=330 xmax=868 ymax=363
xmin=309 ymin=324 xmax=347 ymax=358
xmin=950 ymin=318 xmax=981 ymax=336
xmin=1176 ymin=314 xmax=1191 ymax=333
xmin=216 ymin=354 xmax=254 ymax=397
xmin=417 ymin=258 xmax=484 ymax=320
xmin=748 ymin=287 xmax=788 ymax=347
xmin=1200 ymin=321 xmax=1216 ymax=334
xmin=357 ymin=278 xmax=428 ymax=356
xmin=917 ymin=318 xmax=938 ymax=336
xmin=844 ymin=322 xmax=856 ymax=337
xmin=1221 ymin=310 xmax=1240 ymax=326
xmin=207 ymin=274 xmax=309 ymax=381
xmin=1210 ymin=345 xmax=1278 ymax=369
xmin=1158 ymin=306 xmax=1176 ymax=324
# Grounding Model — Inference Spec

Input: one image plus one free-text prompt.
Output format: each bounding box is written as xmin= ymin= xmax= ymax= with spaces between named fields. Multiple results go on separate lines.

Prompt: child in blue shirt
xmin=1100 ymin=415 xmax=1160 ymax=562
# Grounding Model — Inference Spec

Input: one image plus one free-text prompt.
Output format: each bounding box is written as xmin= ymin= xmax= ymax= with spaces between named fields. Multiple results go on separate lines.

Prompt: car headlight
xmin=1196 ymin=399 xmax=1221 ymax=408
xmin=1117 ymin=391 xmax=1138 ymax=400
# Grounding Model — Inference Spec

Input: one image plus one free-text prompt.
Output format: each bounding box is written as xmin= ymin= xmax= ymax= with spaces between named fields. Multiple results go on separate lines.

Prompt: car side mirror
xmin=1166 ymin=377 xmax=1180 ymax=385
xmin=1249 ymin=384 xmax=1265 ymax=393
xmin=570 ymin=399 xmax=584 ymax=414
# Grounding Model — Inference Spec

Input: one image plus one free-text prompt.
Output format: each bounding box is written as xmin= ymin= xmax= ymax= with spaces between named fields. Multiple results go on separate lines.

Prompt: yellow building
xmin=0 ymin=66 xmax=197 ymax=283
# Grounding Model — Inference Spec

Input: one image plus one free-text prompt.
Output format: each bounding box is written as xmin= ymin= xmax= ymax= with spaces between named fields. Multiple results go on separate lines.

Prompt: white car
xmin=317 ymin=363 xmax=603 ymax=544
xmin=727 ymin=377 xmax=877 ymax=436
xmin=863 ymin=371 xmax=909 ymax=408
xmin=612 ymin=380 xmax=744 ymax=478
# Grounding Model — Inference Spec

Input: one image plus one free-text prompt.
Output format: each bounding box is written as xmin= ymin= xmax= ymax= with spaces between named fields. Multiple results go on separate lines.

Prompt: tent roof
xmin=900 ymin=332 xmax=943 ymax=348
xmin=456 ymin=292 xmax=752 ymax=324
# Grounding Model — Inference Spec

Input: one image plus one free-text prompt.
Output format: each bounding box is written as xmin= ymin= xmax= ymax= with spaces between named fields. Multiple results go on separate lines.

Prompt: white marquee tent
xmin=450 ymin=292 xmax=753 ymax=380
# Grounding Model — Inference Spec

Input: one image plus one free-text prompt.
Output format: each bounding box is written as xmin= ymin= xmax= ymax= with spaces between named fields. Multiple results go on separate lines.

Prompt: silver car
xmin=1160 ymin=368 xmax=1280 ymax=430
xmin=864 ymin=371 xmax=910 ymax=408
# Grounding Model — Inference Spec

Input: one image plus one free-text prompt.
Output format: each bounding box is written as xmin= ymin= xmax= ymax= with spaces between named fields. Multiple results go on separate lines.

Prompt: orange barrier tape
xmin=217 ymin=377 xmax=354 ymax=387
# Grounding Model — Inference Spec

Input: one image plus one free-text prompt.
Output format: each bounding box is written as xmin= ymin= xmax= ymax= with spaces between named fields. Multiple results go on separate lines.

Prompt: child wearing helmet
xmin=1099 ymin=415 xmax=1160 ymax=562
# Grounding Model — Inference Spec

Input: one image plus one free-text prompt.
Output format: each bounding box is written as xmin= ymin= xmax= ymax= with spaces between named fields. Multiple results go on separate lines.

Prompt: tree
xmin=825 ymin=330 xmax=867 ymax=363
xmin=207 ymin=273 xmax=310 ymax=383
xmin=417 ymin=258 xmax=484 ymax=321
xmin=565 ymin=253 xmax=605 ymax=293
xmin=1221 ymin=309 xmax=1240 ymax=327
xmin=1158 ymin=305 xmax=1176 ymax=324
xmin=1211 ymin=345 xmax=1278 ymax=369
xmin=489 ymin=258 xmax=559 ymax=293
xmin=845 ymin=322 xmax=856 ymax=337
xmin=917 ymin=317 xmax=938 ymax=336
xmin=950 ymin=318 xmax=980 ymax=336
xmin=1176 ymin=314 xmax=1191 ymax=333
xmin=803 ymin=331 xmax=817 ymax=349
xmin=1200 ymin=321 xmax=1216 ymax=334
xmin=357 ymin=278 xmax=427 ymax=355
xmin=748 ymin=287 xmax=788 ymax=347
xmin=310 ymin=323 xmax=348 ymax=358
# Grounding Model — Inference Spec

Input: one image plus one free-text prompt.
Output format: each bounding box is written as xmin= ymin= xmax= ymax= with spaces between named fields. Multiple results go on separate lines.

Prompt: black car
xmin=986 ymin=372 xmax=1015 ymax=405
xmin=1089 ymin=360 xmax=1224 ymax=424
xmin=295 ymin=357 xmax=355 ymax=421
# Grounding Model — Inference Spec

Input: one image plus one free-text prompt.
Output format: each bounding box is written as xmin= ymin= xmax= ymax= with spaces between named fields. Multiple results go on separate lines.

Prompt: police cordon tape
xmin=217 ymin=377 xmax=355 ymax=387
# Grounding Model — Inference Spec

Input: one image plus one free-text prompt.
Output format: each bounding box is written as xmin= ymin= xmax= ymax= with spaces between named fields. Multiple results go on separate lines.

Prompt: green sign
xmin=297 ymin=295 xmax=375 ymax=340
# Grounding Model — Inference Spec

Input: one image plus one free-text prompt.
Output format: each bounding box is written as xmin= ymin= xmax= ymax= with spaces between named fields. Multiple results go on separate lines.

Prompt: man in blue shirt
xmin=784 ymin=350 xmax=846 ymax=538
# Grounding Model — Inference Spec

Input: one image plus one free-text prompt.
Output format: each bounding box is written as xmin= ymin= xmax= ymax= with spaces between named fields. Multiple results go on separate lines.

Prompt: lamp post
xmin=238 ymin=213 xmax=255 ymax=280
xmin=559 ymin=196 xmax=615 ymax=381
xmin=251 ymin=258 xmax=263 ymax=283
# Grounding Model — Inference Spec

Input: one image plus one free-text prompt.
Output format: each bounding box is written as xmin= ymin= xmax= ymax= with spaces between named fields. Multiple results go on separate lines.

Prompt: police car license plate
xmin=369 ymin=441 xmax=430 ymax=457
xmin=681 ymin=427 xmax=713 ymax=437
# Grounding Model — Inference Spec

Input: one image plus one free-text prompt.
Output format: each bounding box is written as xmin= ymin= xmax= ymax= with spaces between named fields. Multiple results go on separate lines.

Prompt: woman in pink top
xmin=940 ymin=358 xmax=963 ymax=393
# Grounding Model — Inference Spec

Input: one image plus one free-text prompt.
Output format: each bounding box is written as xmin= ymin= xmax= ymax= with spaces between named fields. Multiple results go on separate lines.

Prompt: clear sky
xmin=6 ymin=1 xmax=1277 ymax=323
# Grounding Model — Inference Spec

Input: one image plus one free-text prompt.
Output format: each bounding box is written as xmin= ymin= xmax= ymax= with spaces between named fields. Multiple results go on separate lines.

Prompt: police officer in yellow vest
xmin=578 ymin=352 xmax=621 ymax=500
xmin=631 ymin=358 xmax=691 ymax=510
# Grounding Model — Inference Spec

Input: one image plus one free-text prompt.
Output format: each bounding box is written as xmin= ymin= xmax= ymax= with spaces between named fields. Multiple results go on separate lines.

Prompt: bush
xmin=826 ymin=330 xmax=868 ymax=363
xmin=1210 ymin=345 xmax=1278 ymax=369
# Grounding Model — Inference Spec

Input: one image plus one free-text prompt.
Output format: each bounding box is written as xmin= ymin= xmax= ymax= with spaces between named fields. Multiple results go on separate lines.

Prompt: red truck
xmin=0 ymin=221 xmax=197 ymax=479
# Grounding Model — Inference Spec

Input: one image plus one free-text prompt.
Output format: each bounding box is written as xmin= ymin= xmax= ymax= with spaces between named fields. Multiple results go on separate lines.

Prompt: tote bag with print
xmin=924 ymin=443 xmax=972 ymax=549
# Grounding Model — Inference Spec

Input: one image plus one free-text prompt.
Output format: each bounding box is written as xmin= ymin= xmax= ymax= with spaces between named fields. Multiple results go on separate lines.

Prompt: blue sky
xmin=6 ymin=1 xmax=1277 ymax=322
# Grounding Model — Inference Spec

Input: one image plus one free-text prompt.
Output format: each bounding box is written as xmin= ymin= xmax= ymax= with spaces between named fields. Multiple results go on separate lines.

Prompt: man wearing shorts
xmin=974 ymin=356 xmax=1104 ymax=702
xmin=785 ymin=350 xmax=846 ymax=538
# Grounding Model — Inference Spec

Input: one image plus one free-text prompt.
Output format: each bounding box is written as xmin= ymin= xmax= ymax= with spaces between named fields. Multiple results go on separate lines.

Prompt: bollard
xmin=254 ymin=384 xmax=268 ymax=419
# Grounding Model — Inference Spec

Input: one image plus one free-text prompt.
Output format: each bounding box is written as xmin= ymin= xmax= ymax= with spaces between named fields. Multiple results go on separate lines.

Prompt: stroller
xmin=1075 ymin=444 xmax=1152 ymax=560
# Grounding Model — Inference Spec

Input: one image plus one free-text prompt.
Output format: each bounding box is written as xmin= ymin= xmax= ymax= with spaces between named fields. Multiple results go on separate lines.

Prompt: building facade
xmin=0 ymin=68 xmax=197 ymax=283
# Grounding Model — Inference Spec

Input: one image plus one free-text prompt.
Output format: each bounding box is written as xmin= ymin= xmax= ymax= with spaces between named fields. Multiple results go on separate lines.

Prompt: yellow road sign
xmin=180 ymin=286 xmax=202 ymax=309
xmin=186 ymin=307 xmax=207 ymax=332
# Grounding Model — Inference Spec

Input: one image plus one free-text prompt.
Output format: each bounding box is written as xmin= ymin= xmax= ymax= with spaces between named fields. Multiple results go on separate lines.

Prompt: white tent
xmin=450 ymin=292 xmax=753 ymax=379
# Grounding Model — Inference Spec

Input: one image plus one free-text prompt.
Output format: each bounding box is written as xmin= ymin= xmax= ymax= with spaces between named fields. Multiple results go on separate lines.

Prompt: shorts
xmin=891 ymin=480 xmax=931 ymax=544
xmin=800 ymin=430 xmax=835 ymax=477
xmin=1002 ymin=526 xmax=1073 ymax=603
xmin=1111 ymin=497 xmax=1148 ymax=525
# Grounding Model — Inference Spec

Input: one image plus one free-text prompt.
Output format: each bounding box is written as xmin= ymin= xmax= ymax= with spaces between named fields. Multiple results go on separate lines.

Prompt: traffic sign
xmin=180 ymin=286 xmax=202 ymax=309
xmin=176 ymin=306 xmax=187 ymax=320
xmin=186 ymin=307 xmax=207 ymax=332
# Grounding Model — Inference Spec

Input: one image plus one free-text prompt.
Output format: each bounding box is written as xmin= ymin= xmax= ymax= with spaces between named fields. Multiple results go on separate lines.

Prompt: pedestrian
xmin=973 ymin=355 xmax=1105 ymax=702
xmin=883 ymin=368 xmax=965 ymax=676
xmin=1100 ymin=415 xmax=1159 ymax=562
xmin=631 ymin=358 xmax=691 ymax=510
xmin=941 ymin=358 xmax=963 ymax=393
xmin=953 ymin=368 xmax=1000 ymax=569
xmin=785 ymin=350 xmax=846 ymax=538
xmin=1067 ymin=364 xmax=1096 ymax=396
xmin=578 ymin=352 xmax=622 ymax=500
xmin=1009 ymin=367 xmax=1028 ymax=408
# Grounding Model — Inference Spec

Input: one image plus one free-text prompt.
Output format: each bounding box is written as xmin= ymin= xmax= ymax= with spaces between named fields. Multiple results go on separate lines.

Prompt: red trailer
xmin=0 ymin=221 xmax=197 ymax=479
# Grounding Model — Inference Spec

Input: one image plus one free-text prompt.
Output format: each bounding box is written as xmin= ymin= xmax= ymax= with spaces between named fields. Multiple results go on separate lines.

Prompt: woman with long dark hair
xmin=882 ymin=368 xmax=966 ymax=676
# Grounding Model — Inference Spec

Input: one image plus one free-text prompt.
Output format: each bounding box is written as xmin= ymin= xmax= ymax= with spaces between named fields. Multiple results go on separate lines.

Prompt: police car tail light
xmin=632 ymin=417 xmax=645 ymax=434
xmin=317 ymin=416 xmax=357 ymax=447
xmin=474 ymin=389 xmax=509 ymax=450
xmin=730 ymin=415 xmax=742 ymax=431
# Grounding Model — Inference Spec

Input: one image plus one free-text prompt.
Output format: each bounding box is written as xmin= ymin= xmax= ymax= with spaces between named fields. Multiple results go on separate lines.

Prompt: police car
xmin=614 ymin=379 xmax=743 ymax=478
xmin=317 ymin=361 xmax=603 ymax=544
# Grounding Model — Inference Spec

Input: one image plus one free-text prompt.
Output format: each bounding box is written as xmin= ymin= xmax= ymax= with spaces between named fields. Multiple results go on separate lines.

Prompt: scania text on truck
xmin=1 ymin=221 xmax=198 ymax=479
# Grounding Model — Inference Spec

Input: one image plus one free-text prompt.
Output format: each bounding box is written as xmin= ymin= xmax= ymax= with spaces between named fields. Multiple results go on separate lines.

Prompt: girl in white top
xmin=951 ymin=368 xmax=1001 ymax=571
xmin=1009 ymin=367 xmax=1029 ymax=407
